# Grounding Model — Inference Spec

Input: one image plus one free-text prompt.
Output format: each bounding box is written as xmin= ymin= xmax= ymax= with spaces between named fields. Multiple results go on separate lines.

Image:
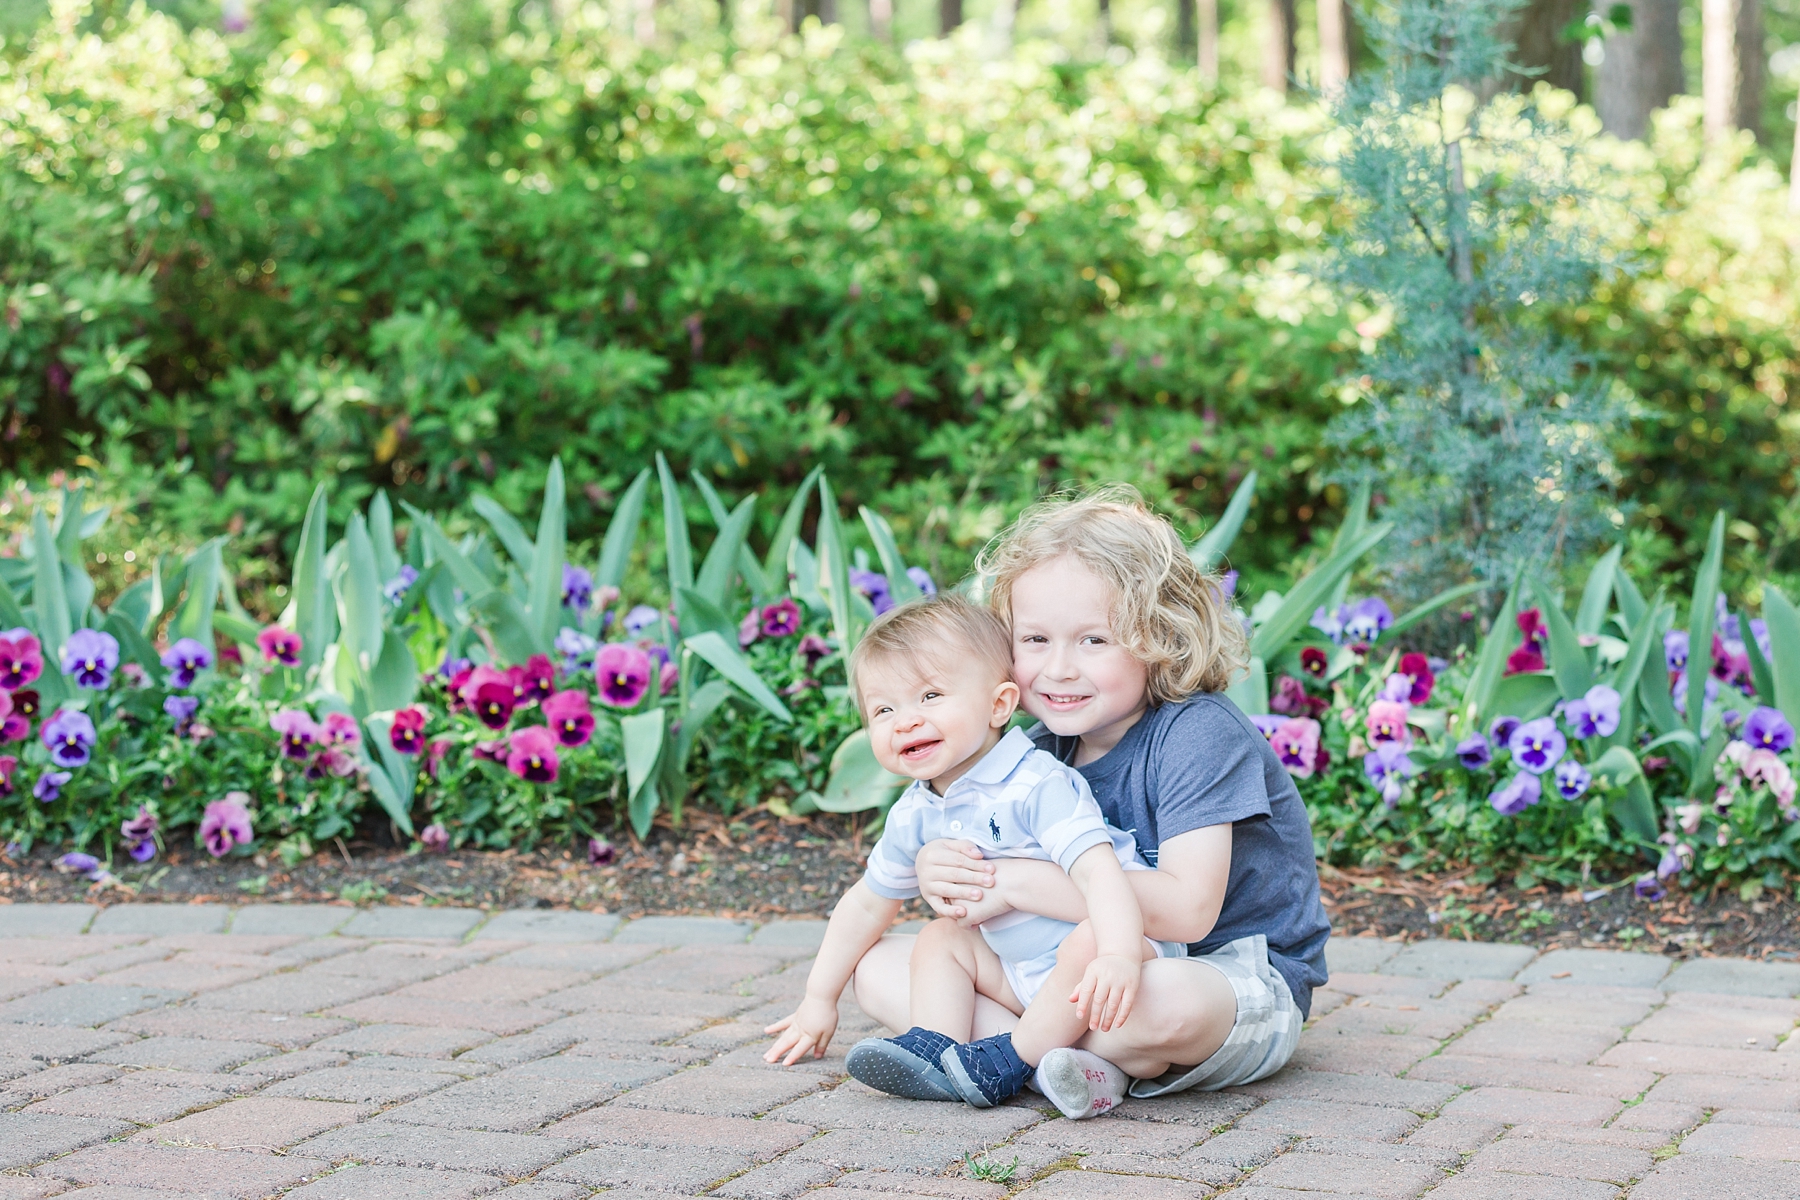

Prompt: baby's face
xmin=860 ymin=653 xmax=1017 ymax=789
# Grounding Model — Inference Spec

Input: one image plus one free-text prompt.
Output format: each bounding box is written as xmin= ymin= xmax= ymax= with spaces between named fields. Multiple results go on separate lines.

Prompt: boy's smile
xmin=1010 ymin=556 xmax=1150 ymax=764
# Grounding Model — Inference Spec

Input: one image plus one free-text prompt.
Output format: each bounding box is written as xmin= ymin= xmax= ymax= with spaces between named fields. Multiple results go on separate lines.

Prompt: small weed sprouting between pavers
xmin=236 ymin=875 xmax=269 ymax=896
xmin=339 ymin=881 xmax=389 ymax=906
xmin=964 ymin=1154 xmax=1019 ymax=1183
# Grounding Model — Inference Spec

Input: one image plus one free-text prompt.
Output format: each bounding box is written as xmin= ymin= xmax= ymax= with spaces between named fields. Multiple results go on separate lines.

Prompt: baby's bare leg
xmin=909 ymin=918 xmax=1020 ymax=1041
xmin=1010 ymin=921 xmax=1156 ymax=1066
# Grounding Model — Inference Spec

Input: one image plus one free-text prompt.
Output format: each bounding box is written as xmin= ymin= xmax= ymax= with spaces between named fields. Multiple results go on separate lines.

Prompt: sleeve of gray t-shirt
xmin=1144 ymin=696 xmax=1276 ymax=841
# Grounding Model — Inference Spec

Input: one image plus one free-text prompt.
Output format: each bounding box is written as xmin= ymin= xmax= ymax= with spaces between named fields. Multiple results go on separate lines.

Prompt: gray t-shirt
xmin=1031 ymin=692 xmax=1330 ymax=1017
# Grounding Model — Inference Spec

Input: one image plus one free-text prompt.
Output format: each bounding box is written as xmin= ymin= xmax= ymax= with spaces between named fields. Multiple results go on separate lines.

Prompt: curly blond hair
xmin=977 ymin=485 xmax=1247 ymax=703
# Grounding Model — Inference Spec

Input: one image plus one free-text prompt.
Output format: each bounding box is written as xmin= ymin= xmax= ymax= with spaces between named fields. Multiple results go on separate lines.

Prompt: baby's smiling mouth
xmin=898 ymin=738 xmax=941 ymax=760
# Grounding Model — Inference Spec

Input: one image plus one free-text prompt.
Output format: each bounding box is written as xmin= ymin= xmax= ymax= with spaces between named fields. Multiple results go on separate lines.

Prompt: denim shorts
xmin=1127 ymin=933 xmax=1302 ymax=1098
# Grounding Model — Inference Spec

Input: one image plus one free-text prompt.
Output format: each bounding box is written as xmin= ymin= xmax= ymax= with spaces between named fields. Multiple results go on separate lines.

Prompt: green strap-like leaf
xmin=529 ymin=459 xmax=567 ymax=647
xmin=1575 ymin=544 xmax=1622 ymax=636
xmin=1248 ymin=522 xmax=1391 ymax=661
xmin=366 ymin=629 xmax=421 ymax=714
xmin=1462 ymin=572 xmax=1522 ymax=727
xmin=471 ymin=494 xmax=536 ymax=576
xmin=102 ymin=610 xmax=167 ymax=687
xmin=1189 ymin=470 xmax=1257 ymax=570
xmin=656 ymin=453 xmax=694 ymax=594
xmin=596 ymin=469 xmax=652 ymax=591
xmin=0 ymin=575 xmax=30 ymax=633
xmin=812 ymin=729 xmax=909 ymax=813
xmin=53 ymin=485 xmax=85 ymax=562
xmin=1762 ymin=583 xmax=1800 ymax=742
xmin=1743 ymin=608 xmax=1776 ymax=703
xmin=294 ymin=485 xmax=336 ymax=676
xmin=1603 ymin=596 xmax=1665 ymax=751
xmin=675 ymin=678 xmax=733 ymax=772
xmin=468 ymin=590 xmax=548 ymax=663
xmin=692 ymin=472 xmax=771 ymax=600
xmin=1225 ymin=655 xmax=1268 ymax=715
xmin=675 ymin=586 xmax=736 ymax=645
xmin=1381 ymin=581 xmax=1484 ymax=643
xmin=1613 ymin=560 xmax=1647 ymax=631
xmin=360 ymin=714 xmax=418 ymax=836
xmin=31 ymin=510 xmax=70 ymax=664
xmin=683 ymin=630 xmax=793 ymax=722
xmin=174 ymin=539 xmax=224 ymax=654
xmin=696 ymin=494 xmax=758 ymax=608
xmin=860 ymin=506 xmax=923 ymax=606
xmin=1590 ymin=745 xmax=1659 ymax=847
xmin=1323 ymin=481 xmax=1371 ymax=613
xmin=339 ymin=515 xmax=385 ymax=674
xmin=765 ymin=466 xmax=823 ymax=589
xmin=789 ymin=540 xmax=826 ymax=614
xmin=1530 ymin=577 xmax=1592 ymax=699
xmin=622 ymin=708 xmax=667 ymax=838
xmin=815 ymin=477 xmax=860 ymax=651
xmin=368 ymin=490 xmax=401 ymax=581
xmin=1684 ymin=511 xmax=1725 ymax=745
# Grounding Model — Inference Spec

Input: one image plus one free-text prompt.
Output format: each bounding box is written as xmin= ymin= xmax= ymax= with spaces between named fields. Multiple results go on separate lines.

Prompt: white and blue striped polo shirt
xmin=863 ymin=727 xmax=1149 ymax=965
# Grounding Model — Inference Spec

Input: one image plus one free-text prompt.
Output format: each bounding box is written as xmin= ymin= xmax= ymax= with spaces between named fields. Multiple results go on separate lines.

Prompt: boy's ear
xmin=990 ymin=679 xmax=1021 ymax=728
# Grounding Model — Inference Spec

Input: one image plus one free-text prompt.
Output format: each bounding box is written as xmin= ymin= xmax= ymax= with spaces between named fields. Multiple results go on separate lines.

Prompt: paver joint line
xmin=4 ymin=904 xmax=1796 ymax=1197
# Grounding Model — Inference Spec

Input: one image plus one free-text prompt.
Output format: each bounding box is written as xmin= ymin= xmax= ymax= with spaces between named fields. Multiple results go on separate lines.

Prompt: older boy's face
xmin=1010 ymin=557 xmax=1150 ymax=755
xmin=861 ymin=655 xmax=1017 ymax=791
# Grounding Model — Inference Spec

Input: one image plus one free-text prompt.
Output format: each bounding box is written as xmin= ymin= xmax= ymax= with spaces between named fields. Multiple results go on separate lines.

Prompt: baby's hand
xmin=763 ymin=995 xmax=840 ymax=1067
xmin=1070 ymin=953 xmax=1141 ymax=1033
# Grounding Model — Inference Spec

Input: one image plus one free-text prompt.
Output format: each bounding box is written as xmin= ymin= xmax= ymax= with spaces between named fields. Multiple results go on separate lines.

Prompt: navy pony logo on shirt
xmin=988 ymin=816 xmax=1002 ymax=843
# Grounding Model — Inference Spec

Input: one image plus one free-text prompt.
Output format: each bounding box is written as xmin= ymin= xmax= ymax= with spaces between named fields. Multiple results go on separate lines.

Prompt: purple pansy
xmin=41 ymin=709 xmax=97 ymax=768
xmin=1663 ymin=629 xmax=1689 ymax=673
xmin=907 ymin=567 xmax=938 ymax=596
xmin=1508 ymin=717 xmax=1566 ymax=775
xmin=56 ymin=852 xmax=106 ymax=880
xmin=382 ymin=564 xmax=419 ymax=605
xmin=1249 ymin=713 xmax=1286 ymax=737
xmin=1744 ymin=706 xmax=1795 ymax=753
xmin=562 ymin=565 xmax=594 ymax=611
xmin=622 ymin=605 xmax=662 ymax=638
xmin=120 ymin=806 xmax=158 ymax=863
xmin=1560 ymin=684 xmax=1622 ymax=739
xmin=420 ymin=824 xmax=450 ymax=852
xmin=554 ymin=627 xmax=599 ymax=672
xmin=849 ymin=567 xmax=894 ymax=615
xmin=61 ymin=629 xmax=119 ymax=689
xmin=269 ymin=709 xmax=322 ymax=760
xmin=1488 ymin=714 xmax=1522 ymax=750
xmin=1363 ymin=742 xmax=1416 ymax=807
xmin=200 ymin=793 xmax=254 ymax=857
xmin=1671 ymin=670 xmax=1719 ymax=717
xmin=1633 ymin=875 xmax=1666 ymax=902
xmin=1455 ymin=734 xmax=1492 ymax=769
xmin=1553 ymin=759 xmax=1591 ymax=800
xmin=761 ymin=599 xmax=803 ymax=639
xmin=1489 ymin=771 xmax=1542 ymax=816
xmin=160 ymin=637 xmax=213 ymax=689
xmin=595 ymin=643 xmax=653 ymax=708
xmin=33 ymin=771 xmax=71 ymax=802
xmin=1341 ymin=597 xmax=1395 ymax=643
xmin=163 ymin=695 xmax=200 ymax=727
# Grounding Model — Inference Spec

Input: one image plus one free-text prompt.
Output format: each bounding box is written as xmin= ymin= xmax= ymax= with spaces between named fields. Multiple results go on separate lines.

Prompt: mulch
xmin=4 ymin=812 xmax=1794 ymax=960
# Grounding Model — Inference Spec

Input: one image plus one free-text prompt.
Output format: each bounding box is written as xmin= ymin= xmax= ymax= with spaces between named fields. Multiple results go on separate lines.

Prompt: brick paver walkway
xmin=1 ymin=904 xmax=1797 ymax=1199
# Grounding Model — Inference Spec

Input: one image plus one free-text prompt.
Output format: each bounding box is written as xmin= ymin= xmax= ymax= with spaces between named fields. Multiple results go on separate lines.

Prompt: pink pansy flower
xmin=1365 ymin=700 xmax=1411 ymax=746
xmin=0 ymin=630 xmax=44 ymax=690
xmin=506 ymin=725 xmax=560 ymax=783
xmin=200 ymin=793 xmax=254 ymax=857
xmin=321 ymin=712 xmax=361 ymax=745
xmin=390 ymin=707 xmax=427 ymax=755
xmin=1268 ymin=718 xmax=1322 ymax=778
xmin=256 ymin=626 xmax=302 ymax=667
xmin=461 ymin=666 xmax=517 ymax=729
xmin=595 ymin=644 xmax=652 ymax=708
xmin=542 ymin=690 xmax=594 ymax=748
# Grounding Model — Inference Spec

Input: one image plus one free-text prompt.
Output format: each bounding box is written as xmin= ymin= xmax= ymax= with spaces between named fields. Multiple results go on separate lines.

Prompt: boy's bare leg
xmin=908 ymin=917 xmax=1021 ymax=1041
xmin=1010 ymin=921 xmax=1158 ymax=1067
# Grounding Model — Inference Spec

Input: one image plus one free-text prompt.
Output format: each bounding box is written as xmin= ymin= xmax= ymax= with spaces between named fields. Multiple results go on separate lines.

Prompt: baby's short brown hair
xmin=848 ymin=593 xmax=1013 ymax=716
xmin=977 ymin=484 xmax=1247 ymax=702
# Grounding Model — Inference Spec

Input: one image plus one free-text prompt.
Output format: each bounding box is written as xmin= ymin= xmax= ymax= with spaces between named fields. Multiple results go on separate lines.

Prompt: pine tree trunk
xmin=1176 ymin=0 xmax=1196 ymax=61
xmin=1703 ymin=0 xmax=1765 ymax=140
xmin=816 ymin=0 xmax=837 ymax=23
xmin=1098 ymin=0 xmax=1113 ymax=42
xmin=1318 ymin=0 xmax=1351 ymax=92
xmin=1263 ymin=0 xmax=1295 ymax=92
xmin=869 ymin=0 xmax=892 ymax=38
xmin=1198 ymin=0 xmax=1220 ymax=82
xmin=1596 ymin=0 xmax=1683 ymax=139
xmin=1504 ymin=0 xmax=1584 ymax=99
xmin=940 ymin=0 xmax=961 ymax=34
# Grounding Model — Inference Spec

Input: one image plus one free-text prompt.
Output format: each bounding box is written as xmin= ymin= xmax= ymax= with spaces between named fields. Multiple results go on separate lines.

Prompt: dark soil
xmin=4 ymin=812 xmax=1794 ymax=960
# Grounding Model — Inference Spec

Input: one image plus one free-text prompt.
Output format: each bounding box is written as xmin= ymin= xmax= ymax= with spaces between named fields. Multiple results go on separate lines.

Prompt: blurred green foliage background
xmin=0 ymin=0 xmax=1796 ymax=613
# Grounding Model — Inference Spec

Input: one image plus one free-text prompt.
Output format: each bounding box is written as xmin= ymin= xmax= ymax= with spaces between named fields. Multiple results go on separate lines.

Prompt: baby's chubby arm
xmin=764 ymin=879 xmax=902 ymax=1066
xmin=1064 ymin=844 xmax=1146 ymax=1032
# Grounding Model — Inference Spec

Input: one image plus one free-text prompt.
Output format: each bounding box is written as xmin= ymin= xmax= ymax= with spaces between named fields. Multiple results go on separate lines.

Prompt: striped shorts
xmin=1127 ymin=933 xmax=1303 ymax=1098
